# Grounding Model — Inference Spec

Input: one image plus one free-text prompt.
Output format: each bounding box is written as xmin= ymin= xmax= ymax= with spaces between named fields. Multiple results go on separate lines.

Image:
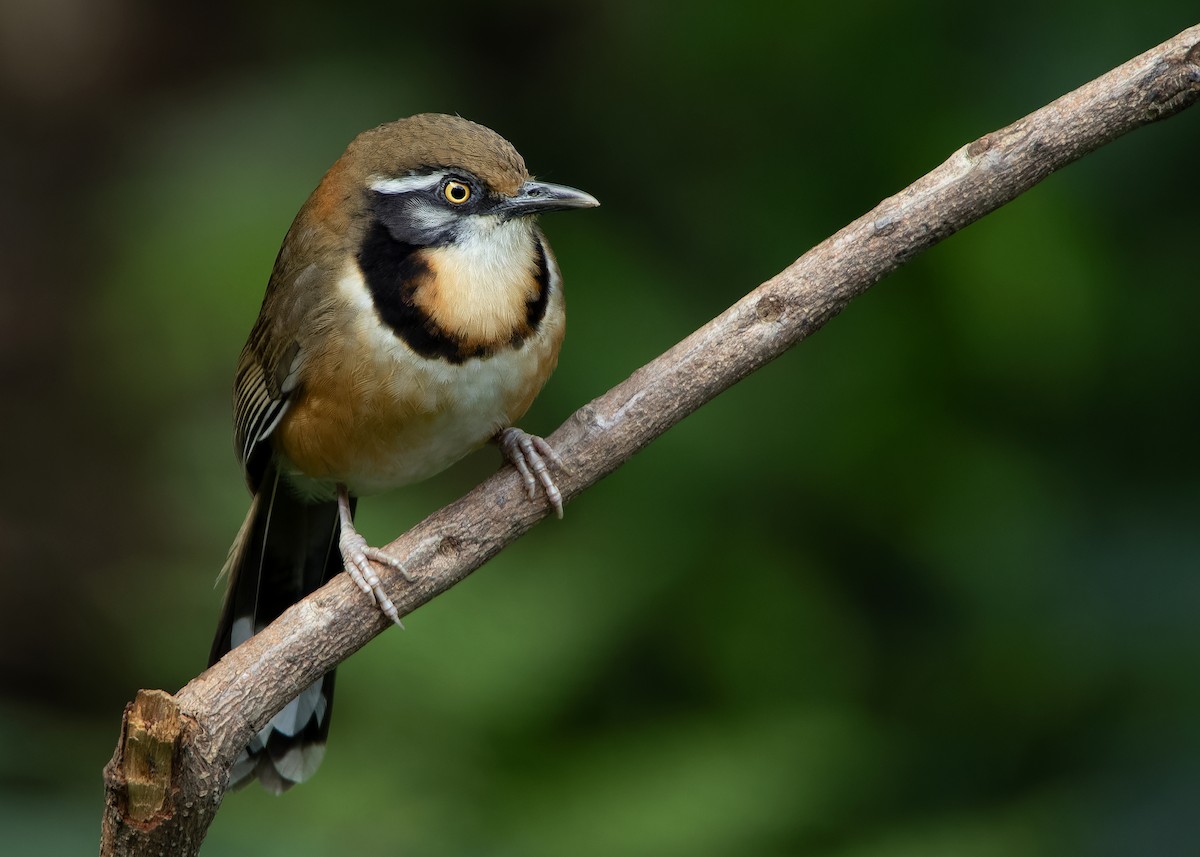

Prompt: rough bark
xmin=100 ymin=25 xmax=1200 ymax=856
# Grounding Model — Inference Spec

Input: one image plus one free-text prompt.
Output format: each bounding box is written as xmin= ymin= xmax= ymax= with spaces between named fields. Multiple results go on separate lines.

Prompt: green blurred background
xmin=1 ymin=2 xmax=1198 ymax=855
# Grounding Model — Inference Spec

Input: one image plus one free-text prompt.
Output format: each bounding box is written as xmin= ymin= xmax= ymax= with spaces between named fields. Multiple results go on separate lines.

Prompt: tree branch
xmin=100 ymin=25 xmax=1200 ymax=856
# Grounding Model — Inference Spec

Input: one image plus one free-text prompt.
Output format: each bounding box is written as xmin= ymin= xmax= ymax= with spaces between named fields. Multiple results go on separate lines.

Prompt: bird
xmin=207 ymin=113 xmax=598 ymax=793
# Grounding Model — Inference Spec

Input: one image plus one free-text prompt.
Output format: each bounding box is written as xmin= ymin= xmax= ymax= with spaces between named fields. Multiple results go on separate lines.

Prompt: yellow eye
xmin=444 ymin=180 xmax=471 ymax=204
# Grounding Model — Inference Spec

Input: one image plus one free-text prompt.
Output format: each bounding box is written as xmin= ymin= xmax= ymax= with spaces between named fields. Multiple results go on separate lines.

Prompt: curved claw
xmin=337 ymin=486 xmax=410 ymax=627
xmin=497 ymin=427 xmax=568 ymax=519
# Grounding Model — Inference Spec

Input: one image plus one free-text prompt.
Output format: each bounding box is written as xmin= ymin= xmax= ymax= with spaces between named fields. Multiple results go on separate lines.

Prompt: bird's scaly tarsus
xmin=337 ymin=485 xmax=411 ymax=627
xmin=497 ymin=427 xmax=569 ymax=519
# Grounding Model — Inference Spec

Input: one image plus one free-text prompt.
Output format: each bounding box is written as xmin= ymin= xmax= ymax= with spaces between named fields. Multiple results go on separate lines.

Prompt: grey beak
xmin=497 ymin=180 xmax=600 ymax=218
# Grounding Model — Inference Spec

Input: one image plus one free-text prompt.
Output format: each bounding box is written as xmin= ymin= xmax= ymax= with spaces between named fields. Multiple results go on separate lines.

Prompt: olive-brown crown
xmin=347 ymin=113 xmax=529 ymax=195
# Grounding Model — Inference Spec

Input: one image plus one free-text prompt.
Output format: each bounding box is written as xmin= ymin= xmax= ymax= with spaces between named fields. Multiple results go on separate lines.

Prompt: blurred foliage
xmin=1 ymin=2 xmax=1198 ymax=855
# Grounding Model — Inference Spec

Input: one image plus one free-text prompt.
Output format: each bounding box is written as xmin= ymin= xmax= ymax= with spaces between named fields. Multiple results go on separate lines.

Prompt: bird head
xmin=322 ymin=113 xmax=597 ymax=249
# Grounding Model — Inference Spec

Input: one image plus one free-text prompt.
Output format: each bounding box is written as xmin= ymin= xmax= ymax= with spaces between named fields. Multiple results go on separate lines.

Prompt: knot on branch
xmin=1145 ymin=40 xmax=1200 ymax=119
xmin=755 ymin=293 xmax=785 ymax=324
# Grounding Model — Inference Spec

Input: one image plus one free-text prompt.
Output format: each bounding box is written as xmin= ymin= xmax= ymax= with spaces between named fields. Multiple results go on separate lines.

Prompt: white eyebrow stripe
xmin=370 ymin=173 xmax=447 ymax=195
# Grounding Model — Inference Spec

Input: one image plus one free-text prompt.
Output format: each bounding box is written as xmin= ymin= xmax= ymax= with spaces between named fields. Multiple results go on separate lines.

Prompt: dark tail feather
xmin=209 ymin=463 xmax=351 ymax=793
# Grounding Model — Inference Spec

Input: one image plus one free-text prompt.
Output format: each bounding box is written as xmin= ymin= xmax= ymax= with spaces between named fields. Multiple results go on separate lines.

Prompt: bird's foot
xmin=337 ymin=487 xmax=411 ymax=627
xmin=496 ymin=427 xmax=569 ymax=519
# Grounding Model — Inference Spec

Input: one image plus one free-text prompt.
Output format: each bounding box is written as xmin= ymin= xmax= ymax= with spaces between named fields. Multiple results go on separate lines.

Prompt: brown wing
xmin=231 ymin=151 xmax=367 ymax=490
xmin=233 ymin=251 xmax=348 ymax=491
xmin=233 ymin=329 xmax=299 ymax=491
